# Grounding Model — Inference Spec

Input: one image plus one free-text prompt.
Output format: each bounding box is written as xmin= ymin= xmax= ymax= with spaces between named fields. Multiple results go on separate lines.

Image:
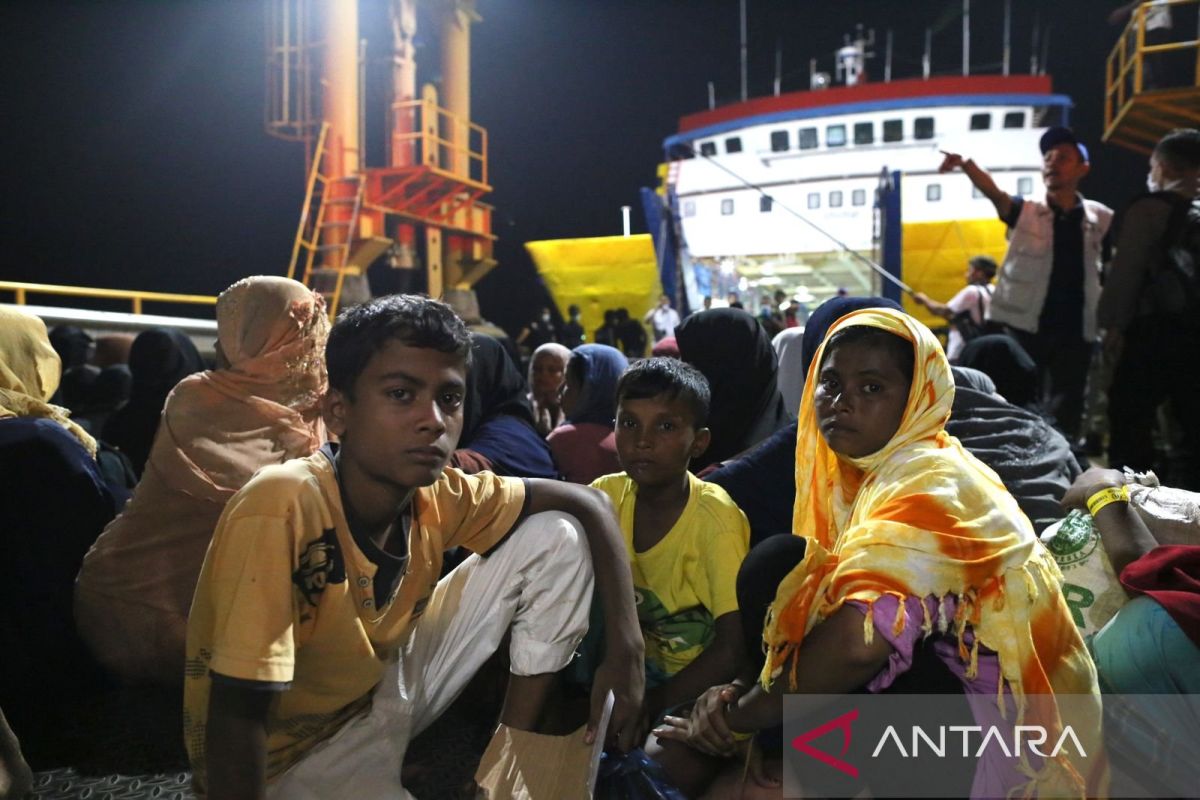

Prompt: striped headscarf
xmin=762 ymin=308 xmax=1103 ymax=797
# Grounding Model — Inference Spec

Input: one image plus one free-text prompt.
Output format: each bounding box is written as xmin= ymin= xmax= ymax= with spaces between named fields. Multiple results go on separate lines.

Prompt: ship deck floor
xmin=23 ymin=674 xmax=499 ymax=799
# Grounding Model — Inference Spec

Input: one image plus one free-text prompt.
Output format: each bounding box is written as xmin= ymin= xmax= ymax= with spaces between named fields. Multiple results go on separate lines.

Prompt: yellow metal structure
xmin=0 ymin=281 xmax=217 ymax=314
xmin=287 ymin=122 xmax=368 ymax=317
xmin=267 ymin=0 xmax=494 ymax=310
xmin=525 ymin=235 xmax=661 ymax=341
xmin=1104 ymin=0 xmax=1200 ymax=154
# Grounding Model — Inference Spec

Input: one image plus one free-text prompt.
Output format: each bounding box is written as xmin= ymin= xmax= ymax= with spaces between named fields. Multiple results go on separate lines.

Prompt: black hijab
xmin=461 ymin=333 xmax=537 ymax=445
xmin=675 ymin=308 xmax=791 ymax=469
xmin=101 ymin=327 xmax=206 ymax=476
xmin=957 ymin=334 xmax=1038 ymax=409
xmin=48 ymin=325 xmax=93 ymax=371
xmin=707 ymin=295 xmax=903 ymax=544
xmin=800 ymin=295 xmax=904 ymax=377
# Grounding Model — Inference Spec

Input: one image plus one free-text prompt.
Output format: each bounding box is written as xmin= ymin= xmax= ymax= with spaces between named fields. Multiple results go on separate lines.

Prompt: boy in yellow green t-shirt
xmin=590 ymin=357 xmax=750 ymax=744
xmin=184 ymin=295 xmax=645 ymax=798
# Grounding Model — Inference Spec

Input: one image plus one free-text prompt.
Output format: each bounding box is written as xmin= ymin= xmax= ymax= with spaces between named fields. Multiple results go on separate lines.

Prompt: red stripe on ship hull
xmin=678 ymin=75 xmax=1053 ymax=133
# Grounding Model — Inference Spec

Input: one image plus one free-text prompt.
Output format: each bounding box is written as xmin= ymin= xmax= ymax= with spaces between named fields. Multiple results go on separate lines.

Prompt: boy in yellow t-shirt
xmin=183 ymin=295 xmax=645 ymax=798
xmin=590 ymin=358 xmax=749 ymax=738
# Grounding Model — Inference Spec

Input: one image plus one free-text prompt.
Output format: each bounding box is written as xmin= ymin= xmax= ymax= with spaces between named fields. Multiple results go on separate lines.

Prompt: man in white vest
xmin=939 ymin=127 xmax=1113 ymax=443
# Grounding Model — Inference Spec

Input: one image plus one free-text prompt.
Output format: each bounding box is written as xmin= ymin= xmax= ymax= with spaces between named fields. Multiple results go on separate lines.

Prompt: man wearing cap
xmin=939 ymin=127 xmax=1113 ymax=443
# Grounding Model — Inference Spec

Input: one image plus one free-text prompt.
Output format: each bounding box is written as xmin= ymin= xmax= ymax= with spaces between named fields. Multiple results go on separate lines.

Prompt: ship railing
xmin=1105 ymin=0 xmax=1200 ymax=140
xmin=390 ymin=85 xmax=488 ymax=188
xmin=0 ymin=281 xmax=216 ymax=316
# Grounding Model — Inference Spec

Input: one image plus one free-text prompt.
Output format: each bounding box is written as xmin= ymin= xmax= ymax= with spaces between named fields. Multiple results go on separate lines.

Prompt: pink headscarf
xmin=75 ymin=276 xmax=329 ymax=685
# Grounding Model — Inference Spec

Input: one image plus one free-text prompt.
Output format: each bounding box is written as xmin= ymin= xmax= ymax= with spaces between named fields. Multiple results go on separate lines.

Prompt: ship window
xmin=760 ymin=195 xmax=773 ymax=212
xmin=721 ymin=198 xmax=735 ymax=215
xmin=807 ymin=192 xmax=821 ymax=209
xmin=914 ymin=117 xmax=935 ymax=140
xmin=699 ymin=141 xmax=717 ymax=157
xmin=854 ymin=122 xmax=874 ymax=145
xmin=852 ymin=188 xmax=867 ymax=206
xmin=1018 ymin=176 xmax=1034 ymax=195
xmin=1004 ymin=111 xmax=1026 ymax=128
xmin=830 ymin=190 xmax=844 ymax=208
xmin=970 ymin=113 xmax=991 ymax=130
xmin=927 ymin=183 xmax=942 ymax=202
xmin=883 ymin=119 xmax=903 ymax=142
xmin=827 ymin=124 xmax=847 ymax=147
xmin=799 ymin=127 xmax=819 ymax=149
xmin=683 ymin=200 xmax=697 ymax=217
xmin=770 ymin=130 xmax=790 ymax=152
xmin=725 ymin=137 xmax=743 ymax=154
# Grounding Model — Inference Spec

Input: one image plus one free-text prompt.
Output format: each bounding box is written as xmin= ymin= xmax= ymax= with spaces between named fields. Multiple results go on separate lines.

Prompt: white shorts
xmin=266 ymin=511 xmax=594 ymax=800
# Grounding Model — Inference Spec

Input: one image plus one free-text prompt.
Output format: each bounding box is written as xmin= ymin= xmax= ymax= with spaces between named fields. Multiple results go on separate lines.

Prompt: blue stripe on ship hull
xmin=663 ymin=93 xmax=1073 ymax=149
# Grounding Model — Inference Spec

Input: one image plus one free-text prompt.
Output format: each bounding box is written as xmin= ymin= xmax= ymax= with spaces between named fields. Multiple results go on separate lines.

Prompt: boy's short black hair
xmin=326 ymin=294 xmax=471 ymax=396
xmin=1155 ymin=128 xmax=1200 ymax=172
xmin=968 ymin=255 xmax=998 ymax=279
xmin=616 ymin=357 xmax=710 ymax=428
xmin=821 ymin=326 xmax=915 ymax=384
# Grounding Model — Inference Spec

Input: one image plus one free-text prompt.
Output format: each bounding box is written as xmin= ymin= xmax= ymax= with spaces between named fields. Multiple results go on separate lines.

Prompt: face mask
xmin=1147 ymin=173 xmax=1162 ymax=193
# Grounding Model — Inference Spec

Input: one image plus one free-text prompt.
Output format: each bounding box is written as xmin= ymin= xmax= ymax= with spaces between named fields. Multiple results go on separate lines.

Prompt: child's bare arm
xmin=206 ymin=682 xmax=273 ymax=800
xmin=524 ymin=479 xmax=646 ymax=750
xmin=648 ymin=611 xmax=744 ymax=719
xmin=655 ymin=605 xmax=893 ymax=753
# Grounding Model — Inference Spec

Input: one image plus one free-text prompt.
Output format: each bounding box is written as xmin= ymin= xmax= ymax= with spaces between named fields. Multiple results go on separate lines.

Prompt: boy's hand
xmin=653 ymin=683 xmax=740 ymax=757
xmin=588 ymin=641 xmax=646 ymax=752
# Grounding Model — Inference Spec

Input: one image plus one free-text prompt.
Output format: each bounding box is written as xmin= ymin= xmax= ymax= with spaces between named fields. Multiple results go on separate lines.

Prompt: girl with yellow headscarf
xmin=655 ymin=308 xmax=1103 ymax=798
xmin=1 ymin=307 xmax=121 ymax=748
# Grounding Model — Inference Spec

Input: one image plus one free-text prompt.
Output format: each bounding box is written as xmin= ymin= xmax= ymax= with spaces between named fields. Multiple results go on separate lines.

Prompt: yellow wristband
xmin=1086 ymin=485 xmax=1130 ymax=516
xmin=729 ymin=728 xmax=754 ymax=743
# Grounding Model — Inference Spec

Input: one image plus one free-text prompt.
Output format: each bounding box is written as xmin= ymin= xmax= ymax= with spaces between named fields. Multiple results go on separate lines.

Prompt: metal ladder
xmin=288 ymin=122 xmax=366 ymax=318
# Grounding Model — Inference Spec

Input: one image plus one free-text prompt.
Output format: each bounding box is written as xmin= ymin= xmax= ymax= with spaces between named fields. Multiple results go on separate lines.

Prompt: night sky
xmin=0 ymin=1 xmax=1147 ymax=335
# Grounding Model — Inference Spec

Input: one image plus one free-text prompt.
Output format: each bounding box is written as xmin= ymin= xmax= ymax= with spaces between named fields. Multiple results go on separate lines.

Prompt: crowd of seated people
xmin=1 ymin=247 xmax=1198 ymax=799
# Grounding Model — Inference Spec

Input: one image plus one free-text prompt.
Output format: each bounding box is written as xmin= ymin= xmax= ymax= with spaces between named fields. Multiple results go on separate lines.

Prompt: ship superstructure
xmin=661 ymin=31 xmax=1071 ymax=314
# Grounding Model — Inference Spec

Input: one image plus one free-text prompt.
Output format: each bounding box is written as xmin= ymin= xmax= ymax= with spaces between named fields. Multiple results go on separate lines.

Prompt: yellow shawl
xmin=0 ymin=307 xmax=97 ymax=457
xmin=762 ymin=308 xmax=1104 ymax=798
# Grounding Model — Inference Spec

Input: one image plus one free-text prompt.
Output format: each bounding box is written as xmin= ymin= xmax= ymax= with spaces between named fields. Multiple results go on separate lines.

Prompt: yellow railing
xmin=0 ymin=281 xmax=217 ymax=315
xmin=391 ymin=86 xmax=489 ymax=187
xmin=1106 ymin=0 xmax=1200 ymax=131
xmin=288 ymin=121 xmax=332 ymax=282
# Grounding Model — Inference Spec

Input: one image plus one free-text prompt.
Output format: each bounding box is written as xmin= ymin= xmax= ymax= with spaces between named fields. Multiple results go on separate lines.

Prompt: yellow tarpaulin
xmin=526 ymin=223 xmax=1009 ymax=344
xmin=900 ymin=218 xmax=1008 ymax=331
xmin=525 ymin=234 xmax=660 ymax=344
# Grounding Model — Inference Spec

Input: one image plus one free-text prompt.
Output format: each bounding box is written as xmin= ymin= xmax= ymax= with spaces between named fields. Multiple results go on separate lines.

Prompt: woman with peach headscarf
xmin=75 ymin=276 xmax=329 ymax=686
xmin=655 ymin=308 xmax=1104 ymax=799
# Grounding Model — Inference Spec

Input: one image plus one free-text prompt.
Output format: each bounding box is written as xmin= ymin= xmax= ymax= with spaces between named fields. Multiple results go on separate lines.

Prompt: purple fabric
xmin=847 ymin=594 xmax=1039 ymax=799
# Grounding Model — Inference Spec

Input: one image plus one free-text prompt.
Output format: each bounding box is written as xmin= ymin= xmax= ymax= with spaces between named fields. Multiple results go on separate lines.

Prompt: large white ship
xmin=661 ymin=32 xmax=1072 ymax=320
